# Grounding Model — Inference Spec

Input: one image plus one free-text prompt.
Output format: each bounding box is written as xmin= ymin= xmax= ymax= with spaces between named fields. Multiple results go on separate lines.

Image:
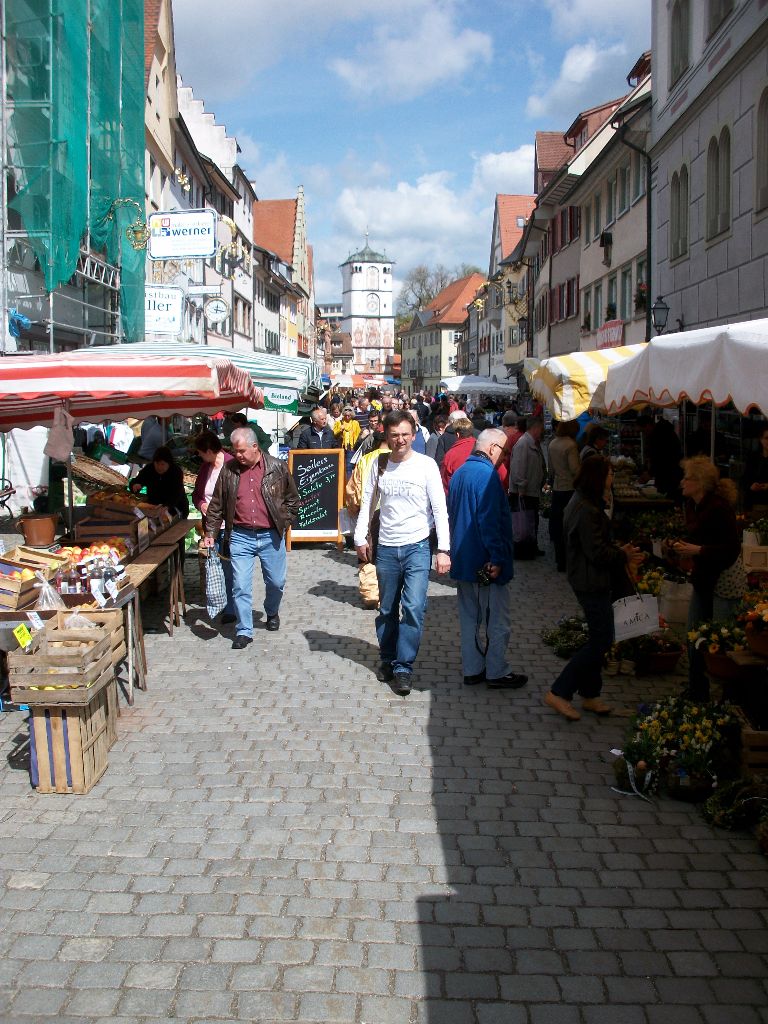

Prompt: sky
xmin=172 ymin=0 xmax=651 ymax=305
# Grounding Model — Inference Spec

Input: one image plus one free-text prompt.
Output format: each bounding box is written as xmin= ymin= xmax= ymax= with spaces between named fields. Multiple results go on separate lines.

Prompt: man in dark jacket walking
xmin=296 ymin=407 xmax=338 ymax=449
xmin=447 ymin=428 xmax=528 ymax=690
xmin=205 ymin=428 xmax=300 ymax=648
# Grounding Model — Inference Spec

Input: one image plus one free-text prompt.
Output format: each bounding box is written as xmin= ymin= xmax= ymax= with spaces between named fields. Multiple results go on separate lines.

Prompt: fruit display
xmin=88 ymin=489 xmax=163 ymax=515
xmin=0 ymin=566 xmax=35 ymax=582
xmin=56 ymin=537 xmax=132 ymax=565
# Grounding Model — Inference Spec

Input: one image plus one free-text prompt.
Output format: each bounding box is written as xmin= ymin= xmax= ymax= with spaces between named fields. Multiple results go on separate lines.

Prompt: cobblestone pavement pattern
xmin=0 ymin=543 xmax=767 ymax=1024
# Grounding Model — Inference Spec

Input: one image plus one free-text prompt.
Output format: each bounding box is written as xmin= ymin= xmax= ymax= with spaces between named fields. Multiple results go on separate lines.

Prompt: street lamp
xmin=650 ymin=295 xmax=670 ymax=335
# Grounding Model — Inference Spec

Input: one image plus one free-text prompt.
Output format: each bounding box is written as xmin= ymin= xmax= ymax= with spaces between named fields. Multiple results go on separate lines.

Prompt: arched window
xmin=670 ymin=0 xmax=690 ymax=87
xmin=757 ymin=89 xmax=768 ymax=211
xmin=670 ymin=171 xmax=680 ymax=259
xmin=679 ymin=164 xmax=689 ymax=254
xmin=706 ymin=137 xmax=720 ymax=239
xmin=718 ymin=127 xmax=731 ymax=234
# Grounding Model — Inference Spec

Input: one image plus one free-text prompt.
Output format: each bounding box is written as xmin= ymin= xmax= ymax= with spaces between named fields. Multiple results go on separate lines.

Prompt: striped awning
xmin=529 ymin=345 xmax=647 ymax=420
xmin=0 ymin=350 xmax=262 ymax=430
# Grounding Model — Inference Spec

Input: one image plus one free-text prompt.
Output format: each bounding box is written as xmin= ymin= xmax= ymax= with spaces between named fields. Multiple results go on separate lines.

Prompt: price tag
xmin=92 ymin=588 xmax=107 ymax=607
xmin=0 ymin=539 xmax=5 ymax=555
xmin=133 ymin=507 xmax=145 ymax=520
xmin=13 ymin=623 xmax=33 ymax=649
xmin=137 ymin=518 xmax=150 ymax=545
xmin=105 ymin=580 xmax=119 ymax=600
xmin=27 ymin=611 xmax=44 ymax=631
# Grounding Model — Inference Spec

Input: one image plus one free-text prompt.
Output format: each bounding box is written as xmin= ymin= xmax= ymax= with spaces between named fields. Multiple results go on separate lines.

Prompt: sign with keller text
xmin=263 ymin=386 xmax=299 ymax=414
xmin=148 ymin=208 xmax=217 ymax=261
xmin=145 ymin=285 xmax=184 ymax=334
xmin=596 ymin=319 xmax=625 ymax=350
xmin=286 ymin=449 xmax=345 ymax=549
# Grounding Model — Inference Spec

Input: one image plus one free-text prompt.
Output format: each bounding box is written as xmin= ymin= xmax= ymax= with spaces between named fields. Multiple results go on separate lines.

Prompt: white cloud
xmin=331 ymin=7 xmax=492 ymax=101
xmin=470 ymin=145 xmax=535 ymax=199
xmin=526 ymin=40 xmax=629 ymax=120
xmin=540 ymin=0 xmax=650 ymax=42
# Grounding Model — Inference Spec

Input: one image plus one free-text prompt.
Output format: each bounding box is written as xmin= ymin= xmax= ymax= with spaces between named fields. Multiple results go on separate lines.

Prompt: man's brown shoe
xmin=544 ymin=691 xmax=581 ymax=721
xmin=582 ymin=697 xmax=612 ymax=715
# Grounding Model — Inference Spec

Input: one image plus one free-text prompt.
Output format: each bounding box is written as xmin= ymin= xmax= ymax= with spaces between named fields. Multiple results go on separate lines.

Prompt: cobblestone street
xmin=1 ymin=543 xmax=767 ymax=1024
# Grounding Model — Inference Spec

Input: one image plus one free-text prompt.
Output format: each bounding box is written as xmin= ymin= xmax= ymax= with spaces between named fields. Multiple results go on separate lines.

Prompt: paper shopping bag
xmin=613 ymin=594 xmax=659 ymax=642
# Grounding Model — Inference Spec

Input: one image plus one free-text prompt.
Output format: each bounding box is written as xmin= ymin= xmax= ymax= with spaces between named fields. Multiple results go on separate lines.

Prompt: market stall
xmin=528 ymin=344 xmax=647 ymax=421
xmin=438 ymin=374 xmax=518 ymax=398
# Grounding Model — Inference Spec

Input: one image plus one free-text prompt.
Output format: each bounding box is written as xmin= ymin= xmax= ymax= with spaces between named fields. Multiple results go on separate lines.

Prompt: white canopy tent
xmin=439 ymin=375 xmax=518 ymax=398
xmin=602 ymin=319 xmax=768 ymax=416
xmin=529 ymin=345 xmax=647 ymax=421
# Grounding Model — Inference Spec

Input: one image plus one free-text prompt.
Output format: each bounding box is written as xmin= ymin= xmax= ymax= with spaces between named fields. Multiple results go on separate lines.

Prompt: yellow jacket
xmin=345 ymin=445 xmax=390 ymax=513
xmin=334 ymin=417 xmax=361 ymax=450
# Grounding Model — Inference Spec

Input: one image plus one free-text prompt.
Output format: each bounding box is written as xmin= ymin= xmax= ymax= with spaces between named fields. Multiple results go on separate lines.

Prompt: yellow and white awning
xmin=529 ymin=345 xmax=647 ymax=421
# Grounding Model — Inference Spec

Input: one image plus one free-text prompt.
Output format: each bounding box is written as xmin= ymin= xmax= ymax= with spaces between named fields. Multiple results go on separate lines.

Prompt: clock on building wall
xmin=205 ymin=297 xmax=230 ymax=325
xmin=366 ymin=293 xmax=379 ymax=313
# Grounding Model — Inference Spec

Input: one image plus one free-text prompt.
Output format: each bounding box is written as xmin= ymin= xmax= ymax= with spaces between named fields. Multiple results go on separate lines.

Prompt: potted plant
xmin=634 ymin=282 xmax=648 ymax=311
xmin=631 ymin=632 xmax=685 ymax=674
xmin=689 ymin=620 xmax=748 ymax=679
xmin=541 ymin=617 xmax=589 ymax=659
xmin=742 ymin=597 xmax=768 ymax=657
xmin=580 ymin=312 xmax=591 ymax=333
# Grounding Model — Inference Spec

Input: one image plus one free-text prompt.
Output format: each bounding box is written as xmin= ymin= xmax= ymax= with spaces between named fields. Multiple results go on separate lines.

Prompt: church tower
xmin=340 ymin=237 xmax=395 ymax=375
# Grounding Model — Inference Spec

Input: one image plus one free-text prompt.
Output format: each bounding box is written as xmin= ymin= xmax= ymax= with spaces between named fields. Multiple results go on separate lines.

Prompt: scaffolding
xmin=0 ymin=0 xmax=145 ymax=352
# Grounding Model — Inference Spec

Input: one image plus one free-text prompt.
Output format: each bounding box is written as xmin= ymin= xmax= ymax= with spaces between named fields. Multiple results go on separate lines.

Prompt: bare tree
xmin=396 ymin=263 xmax=483 ymax=317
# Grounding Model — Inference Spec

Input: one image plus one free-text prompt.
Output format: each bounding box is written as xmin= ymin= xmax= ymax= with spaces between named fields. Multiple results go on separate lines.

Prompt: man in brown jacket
xmin=205 ymin=427 xmax=300 ymax=649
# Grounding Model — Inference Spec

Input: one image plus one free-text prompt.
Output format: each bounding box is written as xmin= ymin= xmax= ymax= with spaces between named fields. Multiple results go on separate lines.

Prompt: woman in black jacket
xmin=544 ymin=456 xmax=643 ymax=722
xmin=130 ymin=445 xmax=189 ymax=518
xmin=668 ymin=456 xmax=742 ymax=699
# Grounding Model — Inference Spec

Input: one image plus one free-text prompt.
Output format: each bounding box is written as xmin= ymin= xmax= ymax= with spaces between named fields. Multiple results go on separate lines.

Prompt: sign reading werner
xmin=145 ymin=285 xmax=184 ymax=334
xmin=148 ymin=209 xmax=217 ymax=261
xmin=287 ymin=449 xmax=344 ymax=549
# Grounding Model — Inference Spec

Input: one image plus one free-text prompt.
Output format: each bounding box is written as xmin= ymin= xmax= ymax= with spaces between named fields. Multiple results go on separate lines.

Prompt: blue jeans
xmin=551 ymin=589 xmax=614 ymax=700
xmin=457 ymin=580 xmax=513 ymax=679
xmin=229 ymin=527 xmax=286 ymax=637
xmin=375 ymin=538 xmax=431 ymax=676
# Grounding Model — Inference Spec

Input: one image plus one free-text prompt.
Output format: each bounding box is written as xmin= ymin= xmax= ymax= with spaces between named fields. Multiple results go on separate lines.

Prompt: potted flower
xmin=742 ymin=598 xmax=768 ymax=657
xmin=631 ymin=632 xmax=685 ymax=675
xmin=541 ymin=617 xmax=588 ymax=658
xmin=634 ymin=282 xmax=648 ymax=311
xmin=689 ymin=620 xmax=748 ymax=679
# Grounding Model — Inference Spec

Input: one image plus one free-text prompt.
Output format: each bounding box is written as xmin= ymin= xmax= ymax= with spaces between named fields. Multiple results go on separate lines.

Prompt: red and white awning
xmin=0 ymin=350 xmax=263 ymax=430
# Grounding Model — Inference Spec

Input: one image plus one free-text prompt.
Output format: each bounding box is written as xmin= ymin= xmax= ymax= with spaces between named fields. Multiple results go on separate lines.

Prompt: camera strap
xmin=474 ymin=584 xmax=491 ymax=657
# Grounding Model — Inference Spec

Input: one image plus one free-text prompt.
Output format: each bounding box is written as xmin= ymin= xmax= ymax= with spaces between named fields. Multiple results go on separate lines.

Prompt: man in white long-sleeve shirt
xmin=355 ymin=411 xmax=451 ymax=695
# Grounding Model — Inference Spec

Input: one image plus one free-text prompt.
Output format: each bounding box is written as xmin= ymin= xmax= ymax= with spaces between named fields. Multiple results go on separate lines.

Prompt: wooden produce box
xmin=0 ymin=556 xmax=38 ymax=609
xmin=28 ymin=673 xmax=115 ymax=794
xmin=75 ymin=516 xmax=140 ymax=543
xmin=87 ymin=491 xmax=163 ymax=518
xmin=7 ymin=547 xmax=69 ymax=579
xmin=743 ymin=545 xmax=768 ymax=572
xmin=55 ymin=609 xmax=126 ymax=668
xmin=7 ymin=623 xmax=112 ymax=705
xmin=734 ymin=706 xmax=768 ymax=775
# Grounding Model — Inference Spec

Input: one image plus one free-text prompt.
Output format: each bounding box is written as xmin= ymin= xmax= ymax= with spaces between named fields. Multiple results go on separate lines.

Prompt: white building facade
xmin=340 ymin=242 xmax=395 ymax=374
xmin=652 ymin=0 xmax=768 ymax=329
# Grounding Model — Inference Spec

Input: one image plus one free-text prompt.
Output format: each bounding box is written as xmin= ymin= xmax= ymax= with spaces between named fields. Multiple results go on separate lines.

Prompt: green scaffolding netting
xmin=6 ymin=0 xmax=145 ymax=340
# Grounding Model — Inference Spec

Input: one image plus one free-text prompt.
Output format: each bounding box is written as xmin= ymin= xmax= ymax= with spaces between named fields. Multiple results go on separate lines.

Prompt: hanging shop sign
xmin=145 ymin=285 xmax=184 ymax=334
xmin=596 ymin=319 xmax=625 ymax=350
xmin=263 ymin=386 xmax=299 ymax=414
xmin=204 ymin=297 xmax=230 ymax=325
xmin=148 ymin=208 xmax=217 ymax=261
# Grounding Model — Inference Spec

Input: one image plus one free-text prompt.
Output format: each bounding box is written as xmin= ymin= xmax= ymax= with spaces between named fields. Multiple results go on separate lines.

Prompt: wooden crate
xmin=734 ymin=706 xmax=768 ymax=774
xmin=7 ymin=623 xmax=112 ymax=705
xmin=55 ymin=609 xmax=126 ymax=667
xmin=7 ymin=547 xmax=69 ymax=579
xmin=28 ymin=675 xmax=113 ymax=794
xmin=0 ymin=556 xmax=38 ymax=609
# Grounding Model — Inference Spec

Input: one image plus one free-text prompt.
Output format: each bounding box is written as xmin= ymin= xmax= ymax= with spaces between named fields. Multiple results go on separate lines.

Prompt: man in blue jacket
xmin=447 ymin=428 xmax=528 ymax=690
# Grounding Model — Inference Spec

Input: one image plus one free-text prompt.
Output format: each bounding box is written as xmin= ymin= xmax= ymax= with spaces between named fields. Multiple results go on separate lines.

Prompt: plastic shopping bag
xmin=205 ymin=547 xmax=227 ymax=619
xmin=613 ymin=594 xmax=659 ymax=642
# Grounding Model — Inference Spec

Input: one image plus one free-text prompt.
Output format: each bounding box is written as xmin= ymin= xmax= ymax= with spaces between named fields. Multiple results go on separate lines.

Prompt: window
xmin=606 ymin=177 xmax=617 ymax=225
xmin=607 ymin=276 xmax=617 ymax=320
xmin=620 ymin=267 xmax=633 ymax=322
xmin=670 ymin=0 xmax=690 ymax=87
xmin=706 ymin=128 xmax=731 ymax=238
xmin=594 ymin=283 xmax=603 ymax=330
xmin=583 ymin=204 xmax=591 ymax=246
xmin=593 ymin=195 xmax=602 ymax=239
xmin=670 ymin=165 xmax=689 ymax=258
xmin=708 ymin=0 xmax=733 ymax=36
xmin=582 ymin=289 xmax=592 ymax=331
xmin=632 ymin=152 xmax=646 ymax=201
xmin=758 ymin=89 xmax=768 ymax=211
xmin=618 ymin=164 xmax=630 ymax=214
xmin=569 ymin=206 xmax=580 ymax=240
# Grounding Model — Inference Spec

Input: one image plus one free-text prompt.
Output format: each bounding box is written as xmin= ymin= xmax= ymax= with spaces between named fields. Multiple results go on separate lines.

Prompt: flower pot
xmin=636 ymin=650 xmax=683 ymax=675
xmin=704 ymin=651 xmax=743 ymax=681
xmin=18 ymin=513 xmax=58 ymax=547
xmin=666 ymin=767 xmax=714 ymax=803
xmin=746 ymin=627 xmax=768 ymax=659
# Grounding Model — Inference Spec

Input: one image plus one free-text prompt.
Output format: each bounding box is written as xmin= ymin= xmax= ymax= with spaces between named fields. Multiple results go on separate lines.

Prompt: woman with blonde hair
xmin=668 ymin=455 xmax=743 ymax=699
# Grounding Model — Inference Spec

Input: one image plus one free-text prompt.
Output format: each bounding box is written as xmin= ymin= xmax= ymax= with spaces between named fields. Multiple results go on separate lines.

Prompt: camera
xmin=476 ymin=566 xmax=493 ymax=587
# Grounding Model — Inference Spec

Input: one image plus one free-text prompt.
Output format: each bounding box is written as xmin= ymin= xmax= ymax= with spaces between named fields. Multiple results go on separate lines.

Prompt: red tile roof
xmin=496 ymin=195 xmax=536 ymax=261
xmin=427 ymin=273 xmax=487 ymax=326
xmin=253 ymin=199 xmax=297 ymax=265
xmin=145 ymin=0 xmax=162 ymax=89
xmin=535 ymin=132 xmax=571 ymax=174
xmin=564 ymin=96 xmax=628 ymax=144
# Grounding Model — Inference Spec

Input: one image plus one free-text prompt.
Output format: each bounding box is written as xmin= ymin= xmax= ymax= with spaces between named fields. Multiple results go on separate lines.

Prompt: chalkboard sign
xmin=286 ymin=448 xmax=345 ymax=548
